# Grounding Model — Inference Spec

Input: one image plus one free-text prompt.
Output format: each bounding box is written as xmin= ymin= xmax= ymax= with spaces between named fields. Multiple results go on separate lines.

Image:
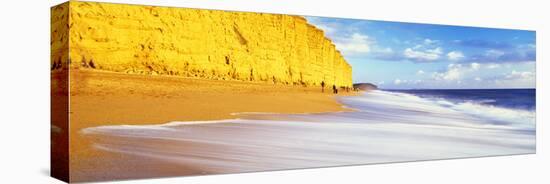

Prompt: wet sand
xmin=80 ymin=90 xmax=535 ymax=182
xmin=64 ymin=69 xmax=355 ymax=182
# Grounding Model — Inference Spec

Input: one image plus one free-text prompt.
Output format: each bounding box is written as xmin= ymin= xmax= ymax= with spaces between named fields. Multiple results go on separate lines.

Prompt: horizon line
xmin=379 ymin=88 xmax=536 ymax=90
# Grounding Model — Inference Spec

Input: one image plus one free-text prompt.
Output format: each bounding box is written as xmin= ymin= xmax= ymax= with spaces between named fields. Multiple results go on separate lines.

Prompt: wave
xmin=341 ymin=90 xmax=535 ymax=131
xmin=81 ymin=90 xmax=536 ymax=174
xmin=443 ymin=100 xmax=534 ymax=129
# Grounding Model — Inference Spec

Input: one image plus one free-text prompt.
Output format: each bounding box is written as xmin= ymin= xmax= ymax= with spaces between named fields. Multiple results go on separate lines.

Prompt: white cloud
xmin=423 ymin=39 xmax=439 ymax=45
xmin=428 ymin=47 xmax=443 ymax=54
xmin=485 ymin=49 xmax=505 ymax=58
xmin=428 ymin=62 xmax=535 ymax=88
xmin=433 ymin=64 xmax=462 ymax=81
xmin=306 ymin=18 xmax=373 ymax=56
xmin=394 ymin=79 xmax=402 ymax=85
xmin=434 ymin=63 xmax=482 ymax=81
xmin=470 ymin=63 xmax=480 ymax=70
xmin=334 ymin=33 xmax=372 ymax=55
xmin=448 ymin=63 xmax=459 ymax=68
xmin=417 ymin=70 xmax=425 ymax=75
xmin=486 ymin=63 xmax=501 ymax=69
xmin=436 ymin=68 xmax=460 ymax=81
xmin=491 ymin=68 xmax=535 ymax=88
xmin=403 ymin=47 xmax=443 ymax=62
xmin=447 ymin=51 xmax=465 ymax=61
xmin=506 ymin=70 xmax=534 ymax=80
xmin=443 ymin=68 xmax=461 ymax=80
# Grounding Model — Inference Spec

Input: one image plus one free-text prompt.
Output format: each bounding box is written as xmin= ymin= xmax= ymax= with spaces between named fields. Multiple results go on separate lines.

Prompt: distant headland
xmin=353 ymin=83 xmax=378 ymax=91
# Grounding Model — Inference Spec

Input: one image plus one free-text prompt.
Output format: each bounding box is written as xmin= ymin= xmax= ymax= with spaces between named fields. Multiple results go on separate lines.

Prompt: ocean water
xmin=82 ymin=89 xmax=536 ymax=174
xmin=387 ymin=89 xmax=535 ymax=110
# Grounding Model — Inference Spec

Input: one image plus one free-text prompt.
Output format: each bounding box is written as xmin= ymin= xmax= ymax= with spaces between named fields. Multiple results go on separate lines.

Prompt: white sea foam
xmin=341 ymin=90 xmax=535 ymax=131
xmin=81 ymin=90 xmax=535 ymax=174
xmin=452 ymin=101 xmax=533 ymax=127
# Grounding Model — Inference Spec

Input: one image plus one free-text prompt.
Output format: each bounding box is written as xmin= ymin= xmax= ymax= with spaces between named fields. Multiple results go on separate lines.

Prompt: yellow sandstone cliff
xmin=51 ymin=1 xmax=353 ymax=87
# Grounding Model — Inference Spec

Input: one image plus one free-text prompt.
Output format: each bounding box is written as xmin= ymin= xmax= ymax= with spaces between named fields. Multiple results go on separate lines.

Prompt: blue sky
xmin=306 ymin=16 xmax=536 ymax=89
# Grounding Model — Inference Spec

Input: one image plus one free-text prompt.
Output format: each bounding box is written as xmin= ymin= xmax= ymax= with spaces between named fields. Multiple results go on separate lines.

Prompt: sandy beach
xmin=64 ymin=69 xmax=355 ymax=182
xmin=52 ymin=70 xmax=536 ymax=182
xmin=73 ymin=80 xmax=535 ymax=182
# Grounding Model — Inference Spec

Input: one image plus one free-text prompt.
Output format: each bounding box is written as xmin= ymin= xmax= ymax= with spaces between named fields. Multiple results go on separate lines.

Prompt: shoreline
xmin=74 ymin=87 xmax=535 ymax=183
xmin=62 ymin=69 xmax=357 ymax=182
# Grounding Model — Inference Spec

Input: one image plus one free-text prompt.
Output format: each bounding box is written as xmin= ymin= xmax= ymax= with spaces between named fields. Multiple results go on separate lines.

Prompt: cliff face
xmin=51 ymin=2 xmax=69 ymax=71
xmin=53 ymin=1 xmax=353 ymax=87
